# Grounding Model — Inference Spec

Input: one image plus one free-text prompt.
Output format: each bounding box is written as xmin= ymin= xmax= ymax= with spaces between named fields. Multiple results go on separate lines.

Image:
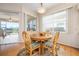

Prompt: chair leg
xmin=53 ymin=50 xmax=58 ymax=56
xmin=42 ymin=46 xmax=44 ymax=55
xmin=52 ymin=50 xmax=56 ymax=56
xmin=30 ymin=50 xmax=32 ymax=56
xmin=39 ymin=47 xmax=41 ymax=55
xmin=56 ymin=50 xmax=58 ymax=56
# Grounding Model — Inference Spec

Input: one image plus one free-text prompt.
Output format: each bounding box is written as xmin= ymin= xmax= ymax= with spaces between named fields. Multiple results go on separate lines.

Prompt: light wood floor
xmin=0 ymin=43 xmax=79 ymax=56
xmin=59 ymin=44 xmax=79 ymax=56
xmin=0 ymin=43 xmax=25 ymax=56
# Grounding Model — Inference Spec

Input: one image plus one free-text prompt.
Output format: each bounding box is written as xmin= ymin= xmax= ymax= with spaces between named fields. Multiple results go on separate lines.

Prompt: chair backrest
xmin=22 ymin=31 xmax=32 ymax=50
xmin=52 ymin=32 xmax=60 ymax=55
xmin=53 ymin=32 xmax=60 ymax=44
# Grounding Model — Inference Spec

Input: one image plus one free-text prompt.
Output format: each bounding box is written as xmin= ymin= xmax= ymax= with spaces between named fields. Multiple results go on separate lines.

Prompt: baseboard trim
xmin=58 ymin=43 xmax=79 ymax=50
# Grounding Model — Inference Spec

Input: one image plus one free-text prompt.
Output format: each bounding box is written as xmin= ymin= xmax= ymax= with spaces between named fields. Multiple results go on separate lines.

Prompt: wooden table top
xmin=31 ymin=35 xmax=52 ymax=42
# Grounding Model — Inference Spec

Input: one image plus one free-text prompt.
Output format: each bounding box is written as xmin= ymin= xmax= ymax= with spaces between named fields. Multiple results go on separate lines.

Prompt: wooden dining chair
xmin=22 ymin=31 xmax=40 ymax=56
xmin=44 ymin=32 xmax=60 ymax=56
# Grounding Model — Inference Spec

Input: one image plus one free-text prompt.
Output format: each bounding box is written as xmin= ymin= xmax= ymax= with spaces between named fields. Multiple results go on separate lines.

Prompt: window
xmin=42 ymin=11 xmax=67 ymax=32
xmin=0 ymin=21 xmax=19 ymax=41
xmin=1 ymin=21 xmax=19 ymax=34
xmin=27 ymin=19 xmax=36 ymax=31
xmin=27 ymin=15 xmax=37 ymax=31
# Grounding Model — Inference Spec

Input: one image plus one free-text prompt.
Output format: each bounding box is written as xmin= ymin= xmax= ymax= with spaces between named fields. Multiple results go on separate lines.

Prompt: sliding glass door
xmin=0 ymin=21 xmax=19 ymax=44
xmin=0 ymin=11 xmax=20 ymax=44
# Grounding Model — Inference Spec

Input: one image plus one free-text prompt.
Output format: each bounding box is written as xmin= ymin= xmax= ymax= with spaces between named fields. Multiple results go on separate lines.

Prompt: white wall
xmin=59 ymin=6 xmax=79 ymax=48
xmin=42 ymin=4 xmax=79 ymax=48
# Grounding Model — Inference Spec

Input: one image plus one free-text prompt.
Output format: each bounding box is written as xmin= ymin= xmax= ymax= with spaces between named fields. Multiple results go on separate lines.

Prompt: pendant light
xmin=37 ymin=3 xmax=46 ymax=14
xmin=9 ymin=16 xmax=12 ymax=22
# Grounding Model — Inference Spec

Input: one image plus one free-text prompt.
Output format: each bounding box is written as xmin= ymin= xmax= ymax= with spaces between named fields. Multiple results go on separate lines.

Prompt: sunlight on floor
xmin=0 ymin=33 xmax=19 ymax=44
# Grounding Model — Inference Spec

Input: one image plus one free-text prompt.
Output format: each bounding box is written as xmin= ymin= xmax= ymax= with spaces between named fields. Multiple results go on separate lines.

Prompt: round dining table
xmin=31 ymin=34 xmax=52 ymax=55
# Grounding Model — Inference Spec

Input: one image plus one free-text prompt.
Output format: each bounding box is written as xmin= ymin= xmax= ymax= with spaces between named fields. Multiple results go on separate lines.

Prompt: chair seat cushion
xmin=32 ymin=42 xmax=40 ymax=48
xmin=44 ymin=40 xmax=60 ymax=50
xmin=44 ymin=40 xmax=53 ymax=48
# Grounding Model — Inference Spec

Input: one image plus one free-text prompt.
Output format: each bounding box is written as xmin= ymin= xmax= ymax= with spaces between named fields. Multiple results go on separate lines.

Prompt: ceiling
xmin=0 ymin=3 xmax=60 ymax=14
xmin=0 ymin=3 xmax=59 ymax=22
xmin=22 ymin=3 xmax=59 ymax=13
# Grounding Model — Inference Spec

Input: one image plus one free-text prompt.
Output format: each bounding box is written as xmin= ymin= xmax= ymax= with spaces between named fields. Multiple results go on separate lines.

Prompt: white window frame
xmin=42 ymin=10 xmax=68 ymax=33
